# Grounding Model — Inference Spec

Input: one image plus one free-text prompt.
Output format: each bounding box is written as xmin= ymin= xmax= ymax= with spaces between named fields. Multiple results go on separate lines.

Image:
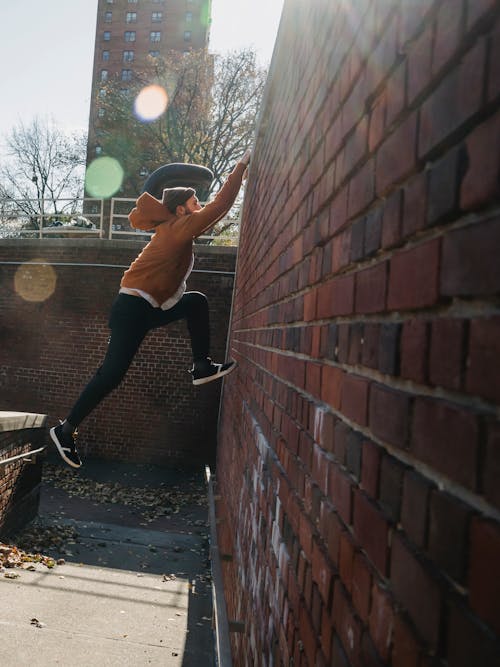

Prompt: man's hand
xmin=240 ymin=148 xmax=252 ymax=167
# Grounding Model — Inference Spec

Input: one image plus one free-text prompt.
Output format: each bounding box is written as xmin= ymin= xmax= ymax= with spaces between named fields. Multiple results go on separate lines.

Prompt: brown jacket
xmin=121 ymin=162 xmax=246 ymax=305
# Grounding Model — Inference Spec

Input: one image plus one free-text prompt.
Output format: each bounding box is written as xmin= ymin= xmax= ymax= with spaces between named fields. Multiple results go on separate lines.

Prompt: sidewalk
xmin=0 ymin=454 xmax=215 ymax=666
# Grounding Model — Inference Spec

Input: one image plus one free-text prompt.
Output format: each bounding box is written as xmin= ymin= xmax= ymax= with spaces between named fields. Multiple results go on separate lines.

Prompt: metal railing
xmin=0 ymin=197 xmax=239 ymax=245
xmin=0 ymin=446 xmax=45 ymax=467
xmin=0 ymin=198 xmax=104 ymax=239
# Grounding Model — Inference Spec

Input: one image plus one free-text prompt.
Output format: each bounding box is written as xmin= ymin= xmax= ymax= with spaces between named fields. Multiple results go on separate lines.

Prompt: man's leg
xmin=153 ymin=291 xmax=236 ymax=385
xmin=51 ymin=295 xmax=150 ymax=467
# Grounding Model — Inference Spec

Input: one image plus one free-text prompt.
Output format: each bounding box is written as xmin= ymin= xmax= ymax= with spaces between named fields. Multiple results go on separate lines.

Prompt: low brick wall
xmin=0 ymin=239 xmax=236 ymax=466
xmin=216 ymin=0 xmax=500 ymax=665
xmin=0 ymin=412 xmax=46 ymax=538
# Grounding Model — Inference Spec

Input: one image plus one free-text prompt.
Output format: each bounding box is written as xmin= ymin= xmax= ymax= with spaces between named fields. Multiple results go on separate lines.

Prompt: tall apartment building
xmin=86 ymin=0 xmax=211 ymax=177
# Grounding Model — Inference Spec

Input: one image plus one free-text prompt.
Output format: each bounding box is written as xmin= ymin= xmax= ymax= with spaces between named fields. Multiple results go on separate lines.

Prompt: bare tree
xmin=96 ymin=48 xmax=266 ymax=203
xmin=0 ymin=117 xmax=86 ymax=229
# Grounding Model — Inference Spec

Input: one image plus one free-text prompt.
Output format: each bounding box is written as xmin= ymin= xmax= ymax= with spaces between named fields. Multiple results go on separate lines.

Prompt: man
xmin=50 ymin=149 xmax=251 ymax=469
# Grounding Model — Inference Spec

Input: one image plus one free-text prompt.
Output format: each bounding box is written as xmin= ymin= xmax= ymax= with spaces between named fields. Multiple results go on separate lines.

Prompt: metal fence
xmin=0 ymin=197 xmax=239 ymax=245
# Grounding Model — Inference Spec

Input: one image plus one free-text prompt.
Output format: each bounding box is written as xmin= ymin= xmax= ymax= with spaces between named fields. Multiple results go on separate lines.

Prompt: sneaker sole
xmin=192 ymin=362 xmax=237 ymax=386
xmin=49 ymin=427 xmax=82 ymax=469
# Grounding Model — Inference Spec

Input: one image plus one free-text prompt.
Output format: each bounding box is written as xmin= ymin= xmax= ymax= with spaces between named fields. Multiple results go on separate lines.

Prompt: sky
xmin=0 ymin=0 xmax=284 ymax=142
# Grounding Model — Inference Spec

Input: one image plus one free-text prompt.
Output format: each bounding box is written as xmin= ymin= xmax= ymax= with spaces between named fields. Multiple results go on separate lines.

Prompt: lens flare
xmin=85 ymin=157 xmax=124 ymax=198
xmin=14 ymin=260 xmax=57 ymax=303
xmin=134 ymin=85 xmax=169 ymax=122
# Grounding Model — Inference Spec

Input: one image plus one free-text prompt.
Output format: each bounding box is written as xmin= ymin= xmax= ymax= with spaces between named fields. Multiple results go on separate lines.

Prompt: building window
xmin=100 ymin=70 xmax=108 ymax=81
xmin=185 ymin=12 xmax=192 ymax=22
xmin=149 ymin=50 xmax=160 ymax=57
xmin=102 ymin=50 xmax=110 ymax=61
xmin=103 ymin=31 xmax=111 ymax=41
xmin=184 ymin=31 xmax=191 ymax=41
xmin=123 ymin=50 xmax=134 ymax=62
xmin=152 ymin=12 xmax=162 ymax=22
xmin=126 ymin=12 xmax=137 ymax=23
xmin=104 ymin=11 xmax=112 ymax=22
xmin=128 ymin=0 xmax=138 ymax=3
xmin=98 ymin=108 xmax=106 ymax=118
xmin=99 ymin=88 xmax=106 ymax=97
xmin=150 ymin=31 xmax=161 ymax=42
xmin=124 ymin=31 xmax=136 ymax=41
xmin=121 ymin=69 xmax=133 ymax=81
xmin=95 ymin=145 xmax=103 ymax=156
xmin=120 ymin=88 xmax=130 ymax=95
xmin=106 ymin=0 xmax=113 ymax=4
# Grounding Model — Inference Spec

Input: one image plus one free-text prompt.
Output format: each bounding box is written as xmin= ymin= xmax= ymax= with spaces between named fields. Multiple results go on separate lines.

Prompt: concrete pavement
xmin=0 ymin=456 xmax=215 ymax=666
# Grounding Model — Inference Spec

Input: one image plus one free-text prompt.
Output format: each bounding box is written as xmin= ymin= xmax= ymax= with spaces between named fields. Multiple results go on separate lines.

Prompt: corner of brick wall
xmin=217 ymin=0 xmax=500 ymax=664
xmin=0 ymin=423 xmax=46 ymax=538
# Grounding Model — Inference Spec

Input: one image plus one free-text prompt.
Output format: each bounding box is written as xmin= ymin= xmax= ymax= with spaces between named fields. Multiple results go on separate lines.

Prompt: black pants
xmin=67 ymin=291 xmax=210 ymax=427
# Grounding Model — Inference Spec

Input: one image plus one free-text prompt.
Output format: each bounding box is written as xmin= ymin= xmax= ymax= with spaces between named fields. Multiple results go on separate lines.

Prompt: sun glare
xmin=134 ymin=85 xmax=169 ymax=122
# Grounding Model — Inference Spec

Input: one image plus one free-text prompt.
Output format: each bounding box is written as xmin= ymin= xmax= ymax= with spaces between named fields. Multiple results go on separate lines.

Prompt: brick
xmin=344 ymin=116 xmax=369 ymax=177
xmin=411 ymin=398 xmax=478 ymax=489
xmin=388 ymin=238 xmax=440 ymax=311
xmin=333 ymin=420 xmax=349 ymax=465
xmin=345 ymin=430 xmax=363 ymax=481
xmin=321 ymin=365 xmax=343 ymax=411
xmin=305 ymin=361 xmax=322 ymax=397
xmin=400 ymin=319 xmax=428 ymax=383
xmin=369 ymin=384 xmax=410 ymax=448
xmin=381 ymin=188 xmax=402 ymax=249
xmin=361 ymin=439 xmax=381 ymax=498
xmin=428 ymin=491 xmax=471 ymax=583
xmin=466 ymin=0 xmax=497 ymax=30
xmin=419 ymin=39 xmax=486 ymax=157
xmin=407 ymin=24 xmax=433 ymax=103
xmin=340 ymin=374 xmax=369 ymax=426
xmin=378 ymin=322 xmax=401 ymax=375
xmin=376 ymin=113 xmax=418 ymax=195
xmin=353 ymin=489 xmax=389 ymax=575
xmin=362 ymin=323 xmax=380 ymax=370
xmin=369 ymin=583 xmax=394 ymax=661
xmin=320 ymin=323 xmax=338 ymax=361
xmin=461 ymin=112 xmax=500 ymax=209
xmin=433 ymin=0 xmax=465 ymax=74
xmin=312 ymin=538 xmax=333 ymax=606
xmin=429 ymin=318 xmax=465 ymax=391
xmin=469 ymin=517 xmax=500 ymax=634
xmin=354 ymin=262 xmax=387 ymax=314
xmin=390 ymin=533 xmax=442 ymax=648
xmin=328 ymin=464 xmax=352 ymax=526
xmin=400 ymin=0 xmax=434 ymax=44
xmin=386 ymin=61 xmax=406 ymax=127
xmin=348 ymin=158 xmax=375 ymax=217
xmin=337 ymin=324 xmax=349 ymax=363
xmin=392 ymin=614 xmax=421 ymax=667
xmin=441 ymin=218 xmax=500 ymax=297
xmin=350 ymin=217 xmax=366 ymax=262
xmin=484 ymin=420 xmax=500 ymax=510
xmin=318 ymin=274 xmax=355 ymax=317
xmin=379 ymin=455 xmax=405 ymax=523
xmin=352 ymin=552 xmax=372 ymax=622
xmin=402 ymin=172 xmax=427 ymax=238
xmin=488 ymin=20 xmax=500 ymax=102
xmin=364 ymin=207 xmax=382 ymax=256
xmin=466 ymin=316 xmax=500 ymax=403
xmin=348 ymin=323 xmax=363 ymax=365
xmin=298 ymin=601 xmax=319 ymax=666
xmin=400 ymin=470 xmax=432 ymax=549
xmin=339 ymin=531 xmax=355 ymax=593
xmin=447 ymin=599 xmax=500 ymax=667
xmin=427 ymin=145 xmax=464 ymax=225
xmin=368 ymin=92 xmax=386 ymax=152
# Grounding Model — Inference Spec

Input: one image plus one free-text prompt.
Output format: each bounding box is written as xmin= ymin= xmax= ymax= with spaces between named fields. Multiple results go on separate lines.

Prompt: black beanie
xmin=162 ymin=186 xmax=196 ymax=213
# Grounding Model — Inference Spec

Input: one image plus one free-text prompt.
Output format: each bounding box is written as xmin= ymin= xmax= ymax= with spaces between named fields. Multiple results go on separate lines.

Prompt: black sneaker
xmin=49 ymin=422 xmax=82 ymax=469
xmin=190 ymin=358 xmax=237 ymax=386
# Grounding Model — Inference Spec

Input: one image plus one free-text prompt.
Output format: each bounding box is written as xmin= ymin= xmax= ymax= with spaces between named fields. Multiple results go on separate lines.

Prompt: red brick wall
xmin=217 ymin=0 xmax=500 ymax=664
xmin=0 ymin=418 xmax=45 ymax=538
xmin=0 ymin=239 xmax=236 ymax=466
